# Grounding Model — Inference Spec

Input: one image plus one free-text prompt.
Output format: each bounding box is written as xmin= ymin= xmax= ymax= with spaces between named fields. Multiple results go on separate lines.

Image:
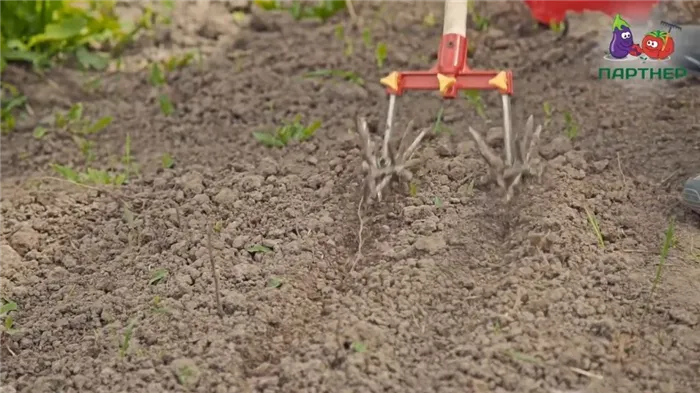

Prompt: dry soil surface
xmin=1 ymin=2 xmax=700 ymax=393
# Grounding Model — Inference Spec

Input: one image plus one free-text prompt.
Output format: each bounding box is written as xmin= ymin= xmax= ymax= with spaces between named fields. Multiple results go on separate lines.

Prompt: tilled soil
xmin=2 ymin=2 xmax=700 ymax=393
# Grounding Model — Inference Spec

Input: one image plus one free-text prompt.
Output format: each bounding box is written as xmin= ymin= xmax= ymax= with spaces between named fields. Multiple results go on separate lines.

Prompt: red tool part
xmin=380 ymin=3 xmax=512 ymax=99
xmin=523 ymin=0 xmax=661 ymax=25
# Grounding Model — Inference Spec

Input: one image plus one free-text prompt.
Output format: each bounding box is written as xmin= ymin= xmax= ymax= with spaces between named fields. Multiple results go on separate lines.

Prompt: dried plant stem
xmin=207 ymin=225 xmax=224 ymax=318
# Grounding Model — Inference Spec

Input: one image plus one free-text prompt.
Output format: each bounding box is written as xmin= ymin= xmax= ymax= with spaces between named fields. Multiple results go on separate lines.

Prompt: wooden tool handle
xmin=443 ymin=0 xmax=467 ymax=36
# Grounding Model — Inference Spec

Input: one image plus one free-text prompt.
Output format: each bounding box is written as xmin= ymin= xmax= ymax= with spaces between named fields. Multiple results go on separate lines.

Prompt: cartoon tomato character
xmin=632 ymin=30 xmax=675 ymax=60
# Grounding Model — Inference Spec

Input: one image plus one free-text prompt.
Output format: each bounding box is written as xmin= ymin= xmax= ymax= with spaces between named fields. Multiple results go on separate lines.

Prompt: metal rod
xmin=382 ymin=94 xmax=397 ymax=161
xmin=501 ymin=94 xmax=513 ymax=166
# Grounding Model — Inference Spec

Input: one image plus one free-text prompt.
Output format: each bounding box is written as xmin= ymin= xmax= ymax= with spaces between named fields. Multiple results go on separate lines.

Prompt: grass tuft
xmin=649 ymin=216 xmax=675 ymax=302
xmin=584 ymin=207 xmax=604 ymax=248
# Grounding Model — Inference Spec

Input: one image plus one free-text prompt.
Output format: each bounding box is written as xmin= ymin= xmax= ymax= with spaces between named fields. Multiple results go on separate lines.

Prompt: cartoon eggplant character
xmin=609 ymin=14 xmax=635 ymax=58
xmin=639 ymin=30 xmax=675 ymax=60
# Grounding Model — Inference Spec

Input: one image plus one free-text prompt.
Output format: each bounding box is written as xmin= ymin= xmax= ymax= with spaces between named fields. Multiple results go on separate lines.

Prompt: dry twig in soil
xmin=467 ymin=115 xmax=544 ymax=201
xmin=207 ymin=224 xmax=224 ymax=318
xmin=355 ymin=117 xmax=429 ymax=203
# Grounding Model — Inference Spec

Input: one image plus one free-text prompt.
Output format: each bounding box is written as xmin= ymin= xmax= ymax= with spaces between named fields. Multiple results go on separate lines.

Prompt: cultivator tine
xmin=501 ymin=94 xmax=514 ymax=166
xmin=382 ymin=94 xmax=397 ymax=165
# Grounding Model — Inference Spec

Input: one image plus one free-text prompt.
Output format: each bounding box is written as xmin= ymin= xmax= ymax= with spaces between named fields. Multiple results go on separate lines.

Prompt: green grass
xmin=649 ymin=217 xmax=675 ymax=302
xmin=563 ymin=110 xmax=578 ymax=139
xmin=543 ymin=101 xmax=553 ymax=127
xmin=253 ymin=115 xmax=321 ymax=148
xmin=463 ymin=90 xmax=486 ymax=120
xmin=1 ymin=83 xmax=27 ymax=133
xmin=149 ymin=268 xmax=169 ymax=285
xmin=119 ymin=317 xmax=137 ymax=357
xmin=375 ymin=42 xmax=387 ymax=68
xmin=584 ymin=207 xmax=604 ymax=248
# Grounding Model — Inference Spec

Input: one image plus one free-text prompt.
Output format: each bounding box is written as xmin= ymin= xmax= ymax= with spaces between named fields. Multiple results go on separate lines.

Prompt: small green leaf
xmin=149 ymin=63 xmax=166 ymax=86
xmin=433 ymin=196 xmax=443 ymax=208
xmin=86 ymin=116 xmax=113 ymax=134
xmin=361 ymin=28 xmax=373 ymax=48
xmin=28 ymin=16 xmax=88 ymax=47
xmin=51 ymin=164 xmax=80 ymax=183
xmin=161 ymin=153 xmax=175 ymax=168
xmin=253 ymin=131 xmax=285 ymax=148
xmin=75 ymin=47 xmax=109 ymax=71
xmin=334 ymin=25 xmax=344 ymax=40
xmin=0 ymin=301 xmax=17 ymax=315
xmin=33 ymin=126 xmax=48 ymax=139
xmin=4 ymin=316 xmax=14 ymax=331
xmin=297 ymin=120 xmax=321 ymax=141
xmin=409 ymin=182 xmax=418 ymax=197
xmin=350 ymin=342 xmax=367 ymax=353
xmin=158 ymin=94 xmax=174 ymax=115
xmin=149 ymin=269 xmax=169 ymax=285
xmin=375 ymin=42 xmax=388 ymax=68
xmin=266 ymin=278 xmax=283 ymax=288
xmin=67 ymin=103 xmax=84 ymax=122
xmin=247 ymin=244 xmax=272 ymax=254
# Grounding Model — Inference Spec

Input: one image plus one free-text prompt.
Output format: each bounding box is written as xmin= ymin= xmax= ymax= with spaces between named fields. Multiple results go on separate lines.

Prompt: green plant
xmin=247 ymin=244 xmax=272 ymax=254
xmin=253 ymin=115 xmax=321 ymax=148
xmin=375 ymin=42 xmax=387 ymax=68
xmin=161 ymin=152 xmax=175 ymax=169
xmin=267 ymin=278 xmax=283 ymax=288
xmin=119 ymin=317 xmax=137 ymax=357
xmin=304 ymin=69 xmax=364 ymax=85
xmin=543 ymin=101 xmax=553 ymax=127
xmin=423 ymin=12 xmax=437 ymax=27
xmin=163 ymin=52 xmax=194 ymax=72
xmin=432 ymin=106 xmax=451 ymax=135
xmin=584 ymin=207 xmax=604 ymax=248
xmin=158 ymin=94 xmax=174 ymax=116
xmin=463 ymin=90 xmax=486 ymax=119
xmin=52 ymin=164 xmax=127 ymax=186
xmin=121 ymin=134 xmax=138 ymax=179
xmin=149 ymin=62 xmax=166 ymax=87
xmin=361 ymin=28 xmax=372 ymax=49
xmin=254 ymin=0 xmax=348 ymax=22
xmin=0 ymin=1 xmax=149 ymax=72
xmin=468 ymin=2 xmax=489 ymax=31
xmin=549 ymin=20 xmax=566 ymax=33
xmin=149 ymin=268 xmax=168 ymax=285
xmin=350 ymin=342 xmax=366 ymax=353
xmin=1 ymin=83 xmax=27 ymax=133
xmin=650 ymin=217 xmax=675 ymax=301
xmin=409 ymin=182 xmax=418 ymax=197
xmin=0 ymin=299 xmax=18 ymax=335
xmin=38 ymin=103 xmax=113 ymax=164
xmin=563 ymin=110 xmax=578 ymax=139
xmin=433 ymin=196 xmax=443 ymax=208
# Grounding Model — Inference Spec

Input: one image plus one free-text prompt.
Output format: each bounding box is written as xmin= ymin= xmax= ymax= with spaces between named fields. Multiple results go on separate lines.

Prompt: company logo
xmin=598 ymin=14 xmax=687 ymax=80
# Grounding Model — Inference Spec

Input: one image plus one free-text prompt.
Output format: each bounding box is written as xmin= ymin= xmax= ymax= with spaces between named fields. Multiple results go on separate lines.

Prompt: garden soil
xmin=2 ymin=2 xmax=700 ymax=393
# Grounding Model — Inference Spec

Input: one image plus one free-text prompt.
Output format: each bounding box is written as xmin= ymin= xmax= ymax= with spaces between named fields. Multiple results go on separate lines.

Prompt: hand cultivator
xmin=357 ymin=0 xmax=542 ymax=203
